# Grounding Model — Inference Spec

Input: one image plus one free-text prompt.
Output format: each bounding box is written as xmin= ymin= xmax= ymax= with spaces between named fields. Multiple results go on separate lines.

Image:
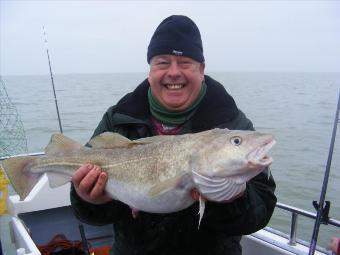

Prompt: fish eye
xmin=230 ymin=136 xmax=242 ymax=146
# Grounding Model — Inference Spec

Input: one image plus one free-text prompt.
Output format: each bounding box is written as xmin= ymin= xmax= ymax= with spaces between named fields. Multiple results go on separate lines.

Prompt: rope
xmin=37 ymin=234 xmax=85 ymax=255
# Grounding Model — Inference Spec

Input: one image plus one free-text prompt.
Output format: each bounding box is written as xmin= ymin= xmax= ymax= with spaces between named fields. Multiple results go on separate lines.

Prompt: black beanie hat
xmin=147 ymin=15 xmax=204 ymax=63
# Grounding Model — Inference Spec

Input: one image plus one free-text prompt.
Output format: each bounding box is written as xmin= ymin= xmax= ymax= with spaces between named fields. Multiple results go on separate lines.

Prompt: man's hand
xmin=72 ymin=164 xmax=112 ymax=204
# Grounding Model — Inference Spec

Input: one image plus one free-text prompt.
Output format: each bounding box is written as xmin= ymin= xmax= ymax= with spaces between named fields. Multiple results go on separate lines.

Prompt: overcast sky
xmin=1 ymin=1 xmax=339 ymax=75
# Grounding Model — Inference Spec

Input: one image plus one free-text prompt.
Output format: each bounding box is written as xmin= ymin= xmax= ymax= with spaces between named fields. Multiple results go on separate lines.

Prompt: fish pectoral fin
xmin=45 ymin=133 xmax=84 ymax=156
xmin=46 ymin=172 xmax=72 ymax=188
xmin=147 ymin=172 xmax=190 ymax=197
xmin=89 ymin=132 xmax=147 ymax=149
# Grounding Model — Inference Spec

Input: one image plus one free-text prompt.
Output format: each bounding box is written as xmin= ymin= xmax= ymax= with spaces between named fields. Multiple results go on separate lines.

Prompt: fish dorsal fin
xmin=45 ymin=133 xmax=84 ymax=156
xmin=89 ymin=132 xmax=146 ymax=149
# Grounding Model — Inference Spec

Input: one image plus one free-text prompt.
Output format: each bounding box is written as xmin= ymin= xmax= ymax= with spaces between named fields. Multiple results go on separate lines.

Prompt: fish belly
xmin=105 ymin=178 xmax=195 ymax=213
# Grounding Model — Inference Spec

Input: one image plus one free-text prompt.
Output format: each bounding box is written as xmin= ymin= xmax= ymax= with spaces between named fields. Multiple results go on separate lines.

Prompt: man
xmin=70 ymin=15 xmax=277 ymax=255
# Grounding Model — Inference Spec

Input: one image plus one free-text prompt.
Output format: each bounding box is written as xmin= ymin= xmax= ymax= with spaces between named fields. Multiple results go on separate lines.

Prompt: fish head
xmin=192 ymin=128 xmax=276 ymax=179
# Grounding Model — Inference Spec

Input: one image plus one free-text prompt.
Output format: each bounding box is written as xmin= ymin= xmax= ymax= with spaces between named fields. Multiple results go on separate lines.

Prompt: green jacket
xmin=70 ymin=75 xmax=277 ymax=255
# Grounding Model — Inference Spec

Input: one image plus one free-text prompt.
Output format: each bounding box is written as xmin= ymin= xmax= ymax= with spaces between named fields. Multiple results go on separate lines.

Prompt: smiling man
xmin=70 ymin=15 xmax=277 ymax=255
xmin=148 ymin=54 xmax=204 ymax=111
xmin=147 ymin=16 xmax=205 ymax=112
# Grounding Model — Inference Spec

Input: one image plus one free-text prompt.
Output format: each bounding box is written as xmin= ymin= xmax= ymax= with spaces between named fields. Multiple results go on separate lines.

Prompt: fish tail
xmin=2 ymin=156 xmax=40 ymax=200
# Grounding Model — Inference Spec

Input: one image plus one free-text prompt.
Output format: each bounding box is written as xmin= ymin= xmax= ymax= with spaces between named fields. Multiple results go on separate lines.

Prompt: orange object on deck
xmin=38 ymin=234 xmax=111 ymax=255
xmin=90 ymin=246 xmax=111 ymax=255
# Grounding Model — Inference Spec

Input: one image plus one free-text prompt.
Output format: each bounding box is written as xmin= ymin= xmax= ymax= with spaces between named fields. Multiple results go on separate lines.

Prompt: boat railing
xmin=271 ymin=202 xmax=340 ymax=247
xmin=0 ymin=152 xmax=45 ymax=160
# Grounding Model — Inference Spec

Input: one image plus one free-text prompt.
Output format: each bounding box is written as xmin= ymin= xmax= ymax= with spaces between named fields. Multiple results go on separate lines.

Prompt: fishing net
xmin=0 ymin=77 xmax=28 ymax=157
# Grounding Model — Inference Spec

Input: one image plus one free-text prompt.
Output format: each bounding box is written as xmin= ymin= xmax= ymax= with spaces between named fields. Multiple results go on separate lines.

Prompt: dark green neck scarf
xmin=148 ymin=82 xmax=207 ymax=125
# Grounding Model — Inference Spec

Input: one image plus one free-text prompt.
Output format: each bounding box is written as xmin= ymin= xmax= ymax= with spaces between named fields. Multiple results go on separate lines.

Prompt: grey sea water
xmin=1 ymin=72 xmax=340 ymax=248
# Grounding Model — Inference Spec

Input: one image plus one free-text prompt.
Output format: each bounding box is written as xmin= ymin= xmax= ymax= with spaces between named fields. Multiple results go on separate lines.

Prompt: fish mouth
xmin=247 ymin=139 xmax=276 ymax=167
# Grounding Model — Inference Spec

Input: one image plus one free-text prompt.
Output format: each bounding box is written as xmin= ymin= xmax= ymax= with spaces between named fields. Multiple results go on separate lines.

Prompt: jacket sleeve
xmin=201 ymin=110 xmax=277 ymax=235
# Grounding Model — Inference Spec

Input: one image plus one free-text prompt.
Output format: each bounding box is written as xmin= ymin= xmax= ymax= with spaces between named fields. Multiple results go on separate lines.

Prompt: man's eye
xmin=179 ymin=61 xmax=193 ymax=67
xmin=156 ymin=61 xmax=169 ymax=66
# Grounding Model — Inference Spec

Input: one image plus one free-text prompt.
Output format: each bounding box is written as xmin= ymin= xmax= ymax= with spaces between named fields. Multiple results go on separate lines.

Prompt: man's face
xmin=148 ymin=55 xmax=205 ymax=111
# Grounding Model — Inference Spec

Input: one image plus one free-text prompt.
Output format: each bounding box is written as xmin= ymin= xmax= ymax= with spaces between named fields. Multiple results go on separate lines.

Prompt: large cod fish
xmin=2 ymin=128 xmax=275 ymax=223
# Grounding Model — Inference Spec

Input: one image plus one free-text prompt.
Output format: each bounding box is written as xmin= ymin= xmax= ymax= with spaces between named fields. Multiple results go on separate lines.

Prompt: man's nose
xmin=167 ymin=62 xmax=181 ymax=78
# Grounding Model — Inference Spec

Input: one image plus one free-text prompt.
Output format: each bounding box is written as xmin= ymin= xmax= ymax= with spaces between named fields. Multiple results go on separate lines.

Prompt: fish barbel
xmin=2 ymin=128 xmax=275 ymax=222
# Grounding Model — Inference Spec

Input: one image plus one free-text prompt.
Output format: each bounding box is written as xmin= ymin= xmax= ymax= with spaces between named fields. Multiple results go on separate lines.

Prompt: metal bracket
xmin=312 ymin=200 xmax=331 ymax=225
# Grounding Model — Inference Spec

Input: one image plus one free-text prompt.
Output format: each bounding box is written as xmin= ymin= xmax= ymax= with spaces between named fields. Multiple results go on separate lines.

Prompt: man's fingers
xmin=71 ymin=164 xmax=111 ymax=204
xmin=191 ymin=188 xmax=201 ymax=201
xmin=89 ymin=172 xmax=108 ymax=199
xmin=72 ymin=164 xmax=93 ymax=185
xmin=77 ymin=165 xmax=101 ymax=193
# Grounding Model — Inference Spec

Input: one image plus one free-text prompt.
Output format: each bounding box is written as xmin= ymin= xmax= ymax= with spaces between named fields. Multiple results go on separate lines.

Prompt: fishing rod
xmin=42 ymin=26 xmax=63 ymax=134
xmin=308 ymin=91 xmax=340 ymax=255
xmin=42 ymin=28 xmax=94 ymax=253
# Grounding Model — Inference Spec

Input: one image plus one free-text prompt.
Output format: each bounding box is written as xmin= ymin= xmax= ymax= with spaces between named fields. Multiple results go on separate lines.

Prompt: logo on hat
xmin=172 ymin=50 xmax=183 ymax=56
